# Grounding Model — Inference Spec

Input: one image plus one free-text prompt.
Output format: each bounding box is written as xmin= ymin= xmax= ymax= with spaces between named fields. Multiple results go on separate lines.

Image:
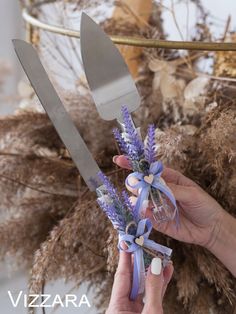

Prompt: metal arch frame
xmin=22 ymin=0 xmax=236 ymax=51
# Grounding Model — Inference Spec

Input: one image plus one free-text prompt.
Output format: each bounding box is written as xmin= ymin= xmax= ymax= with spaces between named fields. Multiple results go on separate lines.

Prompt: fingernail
xmin=151 ymin=257 xmax=162 ymax=275
xmin=113 ymin=155 xmax=119 ymax=163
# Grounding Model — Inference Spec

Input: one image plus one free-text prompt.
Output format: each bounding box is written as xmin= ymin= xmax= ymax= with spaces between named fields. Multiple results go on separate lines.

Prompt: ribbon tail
xmin=130 ymin=249 xmax=141 ymax=300
xmin=138 ymin=249 xmax=145 ymax=295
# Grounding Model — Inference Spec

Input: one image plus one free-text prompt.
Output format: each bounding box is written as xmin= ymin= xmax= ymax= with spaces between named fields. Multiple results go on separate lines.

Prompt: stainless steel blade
xmin=80 ymin=13 xmax=141 ymax=121
xmin=13 ymin=39 xmax=101 ymax=191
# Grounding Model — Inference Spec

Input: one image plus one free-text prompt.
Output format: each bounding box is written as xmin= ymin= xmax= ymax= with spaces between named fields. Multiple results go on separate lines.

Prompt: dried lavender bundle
xmin=97 ymin=171 xmax=172 ymax=300
xmin=113 ymin=107 xmax=178 ymax=225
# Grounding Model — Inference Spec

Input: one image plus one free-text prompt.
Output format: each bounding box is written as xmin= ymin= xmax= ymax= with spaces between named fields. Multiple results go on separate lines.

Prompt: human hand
xmin=106 ymin=250 xmax=173 ymax=314
xmin=113 ymin=155 xmax=225 ymax=250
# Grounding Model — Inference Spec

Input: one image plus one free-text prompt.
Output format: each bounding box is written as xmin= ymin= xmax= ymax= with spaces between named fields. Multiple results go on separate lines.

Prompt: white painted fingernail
xmin=151 ymin=257 xmax=162 ymax=275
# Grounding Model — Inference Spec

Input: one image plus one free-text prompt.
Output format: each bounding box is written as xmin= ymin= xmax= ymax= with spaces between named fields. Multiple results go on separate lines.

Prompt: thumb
xmin=143 ymin=257 xmax=164 ymax=314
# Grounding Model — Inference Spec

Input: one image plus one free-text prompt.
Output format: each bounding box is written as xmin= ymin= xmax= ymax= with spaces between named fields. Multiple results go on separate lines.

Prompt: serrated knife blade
xmin=13 ymin=39 xmax=101 ymax=191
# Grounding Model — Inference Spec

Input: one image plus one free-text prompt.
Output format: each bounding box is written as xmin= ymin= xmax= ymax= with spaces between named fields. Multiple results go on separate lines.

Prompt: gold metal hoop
xmin=22 ymin=1 xmax=236 ymax=51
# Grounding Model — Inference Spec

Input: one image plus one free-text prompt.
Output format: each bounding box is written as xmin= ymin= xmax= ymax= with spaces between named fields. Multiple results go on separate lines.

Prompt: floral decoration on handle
xmin=97 ymin=172 xmax=172 ymax=300
xmin=113 ymin=107 xmax=179 ymax=224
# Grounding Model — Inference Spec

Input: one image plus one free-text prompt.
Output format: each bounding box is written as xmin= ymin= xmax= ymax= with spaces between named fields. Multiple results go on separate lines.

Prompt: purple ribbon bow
xmin=125 ymin=161 xmax=177 ymax=219
xmin=118 ymin=218 xmax=172 ymax=300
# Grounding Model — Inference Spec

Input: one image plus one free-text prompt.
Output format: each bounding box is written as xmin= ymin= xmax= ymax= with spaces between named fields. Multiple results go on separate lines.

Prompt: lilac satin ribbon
xmin=125 ymin=161 xmax=177 ymax=218
xmin=118 ymin=218 xmax=172 ymax=300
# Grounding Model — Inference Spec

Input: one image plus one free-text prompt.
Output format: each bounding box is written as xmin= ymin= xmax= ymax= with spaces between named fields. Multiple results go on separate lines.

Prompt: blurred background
xmin=1 ymin=0 xmax=236 ymax=115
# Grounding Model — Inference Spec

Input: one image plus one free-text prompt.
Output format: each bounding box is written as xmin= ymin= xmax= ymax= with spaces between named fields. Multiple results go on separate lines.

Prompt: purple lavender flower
xmin=113 ymin=127 xmax=140 ymax=162
xmin=98 ymin=172 xmax=128 ymax=224
xmin=145 ymin=124 xmax=156 ymax=164
xmin=121 ymin=190 xmax=137 ymax=222
xmin=113 ymin=128 xmax=130 ymax=156
xmin=97 ymin=172 xmax=138 ymax=231
xmin=121 ymin=107 xmax=144 ymax=160
xmin=98 ymin=171 xmax=120 ymax=204
xmin=97 ymin=198 xmax=126 ymax=231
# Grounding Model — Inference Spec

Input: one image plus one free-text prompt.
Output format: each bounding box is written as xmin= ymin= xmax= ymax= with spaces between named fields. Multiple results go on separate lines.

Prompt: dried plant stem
xmin=222 ymin=15 xmax=231 ymax=42
xmin=0 ymin=173 xmax=69 ymax=197
xmin=40 ymin=9 xmax=80 ymax=81
xmin=106 ymin=168 xmax=125 ymax=176
xmin=170 ymin=0 xmax=185 ymax=42
xmin=177 ymin=67 xmax=236 ymax=83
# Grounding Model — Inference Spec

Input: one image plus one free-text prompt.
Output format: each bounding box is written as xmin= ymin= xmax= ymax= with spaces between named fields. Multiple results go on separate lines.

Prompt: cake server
xmin=80 ymin=12 xmax=141 ymax=126
xmin=13 ymin=39 xmax=172 ymax=269
xmin=13 ymin=39 xmax=102 ymax=191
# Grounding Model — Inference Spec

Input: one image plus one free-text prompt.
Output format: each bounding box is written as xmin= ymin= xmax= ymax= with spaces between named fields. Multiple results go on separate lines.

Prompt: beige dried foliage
xmin=189 ymin=286 xmax=218 ymax=314
xmin=154 ymin=124 xmax=197 ymax=172
xmin=176 ymin=254 xmax=200 ymax=305
xmin=61 ymin=90 xmax=117 ymax=159
xmin=193 ymin=246 xmax=234 ymax=301
xmin=29 ymin=199 xmax=110 ymax=308
xmin=149 ymin=55 xmax=213 ymax=127
xmin=0 ymin=113 xmax=63 ymax=157
xmin=214 ymin=33 xmax=236 ymax=78
xmin=0 ymin=154 xmax=78 ymax=197
xmin=149 ymin=59 xmax=185 ymax=101
xmin=163 ymin=282 xmax=189 ymax=314
xmin=0 ymin=196 xmax=71 ymax=264
xmin=105 ymin=226 xmax=119 ymax=274
xmin=183 ymin=76 xmax=209 ymax=116
xmin=193 ymin=105 xmax=236 ymax=210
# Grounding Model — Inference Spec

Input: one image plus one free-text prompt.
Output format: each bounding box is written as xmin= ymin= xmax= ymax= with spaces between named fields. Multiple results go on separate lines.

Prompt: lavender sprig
xmin=97 ymin=198 xmax=126 ymax=231
xmin=121 ymin=107 xmax=144 ymax=161
xmin=145 ymin=124 xmax=156 ymax=164
xmin=97 ymin=172 xmax=135 ymax=231
xmin=113 ymin=128 xmax=138 ymax=162
xmin=122 ymin=190 xmax=137 ymax=222
xmin=113 ymin=128 xmax=131 ymax=155
xmin=98 ymin=171 xmax=120 ymax=204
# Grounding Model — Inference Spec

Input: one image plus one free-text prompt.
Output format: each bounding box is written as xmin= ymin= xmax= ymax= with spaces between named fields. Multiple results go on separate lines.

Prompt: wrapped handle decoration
xmin=126 ymin=161 xmax=178 ymax=223
xmin=113 ymin=106 xmax=179 ymax=224
xmin=118 ymin=218 xmax=172 ymax=300
xmin=96 ymin=107 xmax=179 ymax=300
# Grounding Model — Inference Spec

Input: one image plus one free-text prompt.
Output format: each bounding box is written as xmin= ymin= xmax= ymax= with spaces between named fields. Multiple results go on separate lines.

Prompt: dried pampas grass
xmin=28 ymin=200 xmax=110 ymax=312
